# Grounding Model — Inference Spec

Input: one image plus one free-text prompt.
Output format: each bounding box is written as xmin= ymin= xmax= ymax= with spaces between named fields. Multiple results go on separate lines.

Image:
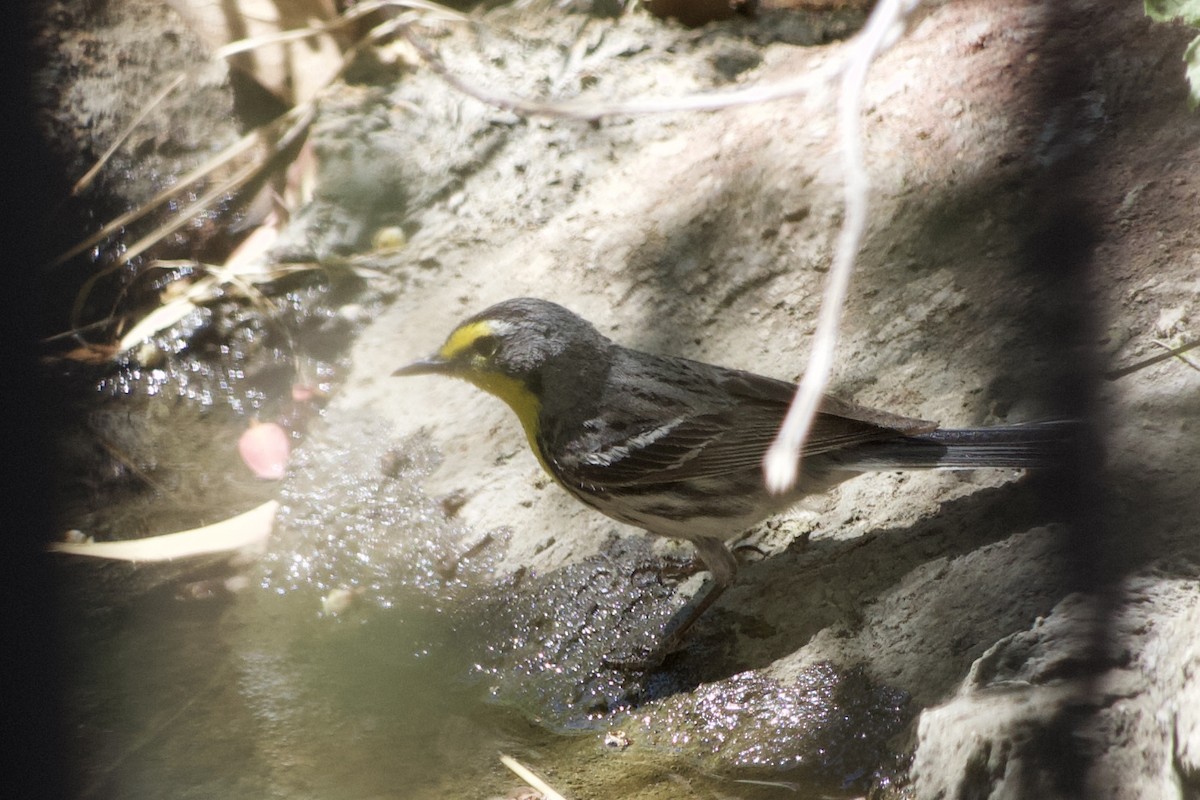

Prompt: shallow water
xmin=53 ymin=330 xmax=902 ymax=799
xmin=58 ymin=529 xmax=902 ymax=799
xmin=62 ymin=579 xmax=563 ymax=799
xmin=54 ymin=392 xmax=547 ymax=799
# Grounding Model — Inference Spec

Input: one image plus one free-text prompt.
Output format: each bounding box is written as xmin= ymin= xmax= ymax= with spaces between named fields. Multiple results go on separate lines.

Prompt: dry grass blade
xmin=211 ymin=0 xmax=464 ymax=59
xmin=65 ymin=103 xmax=316 ymax=332
xmin=111 ymin=255 xmax=321 ymax=353
xmin=49 ymin=500 xmax=279 ymax=562
xmin=47 ymin=108 xmax=294 ymax=271
xmin=114 ymin=272 xmax=219 ymax=353
xmin=71 ymin=74 xmax=187 ymax=198
xmin=499 ymin=754 xmax=569 ymax=800
xmin=54 ymin=0 xmax=461 ymax=337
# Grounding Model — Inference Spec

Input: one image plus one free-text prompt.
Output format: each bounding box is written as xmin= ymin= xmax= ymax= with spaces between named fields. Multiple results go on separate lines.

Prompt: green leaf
xmin=1186 ymin=34 xmax=1200 ymax=110
xmin=1146 ymin=0 xmax=1200 ymax=26
xmin=1147 ymin=1 xmax=1200 ymax=109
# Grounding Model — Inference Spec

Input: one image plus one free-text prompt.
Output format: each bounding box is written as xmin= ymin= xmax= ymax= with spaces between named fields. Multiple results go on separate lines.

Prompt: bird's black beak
xmin=392 ymin=355 xmax=452 ymax=377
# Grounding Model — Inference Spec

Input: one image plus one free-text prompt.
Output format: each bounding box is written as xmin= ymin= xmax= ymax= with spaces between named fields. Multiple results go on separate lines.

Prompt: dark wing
xmin=556 ymin=358 xmax=937 ymax=490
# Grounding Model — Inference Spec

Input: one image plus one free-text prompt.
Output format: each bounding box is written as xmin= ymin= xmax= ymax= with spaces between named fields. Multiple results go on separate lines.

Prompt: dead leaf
xmin=168 ymin=0 xmax=346 ymax=106
xmin=49 ymin=500 xmax=278 ymax=562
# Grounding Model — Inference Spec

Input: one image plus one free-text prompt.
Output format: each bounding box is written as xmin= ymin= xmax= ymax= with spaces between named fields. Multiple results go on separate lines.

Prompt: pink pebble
xmin=238 ymin=421 xmax=290 ymax=480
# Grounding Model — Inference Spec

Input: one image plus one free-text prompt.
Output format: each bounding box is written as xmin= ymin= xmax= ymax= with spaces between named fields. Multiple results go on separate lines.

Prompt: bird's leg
xmin=604 ymin=537 xmax=737 ymax=671
xmin=658 ymin=577 xmax=727 ymax=651
xmin=658 ymin=536 xmax=737 ymax=651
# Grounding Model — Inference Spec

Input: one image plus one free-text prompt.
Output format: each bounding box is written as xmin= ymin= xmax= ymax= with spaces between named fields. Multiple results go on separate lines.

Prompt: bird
xmin=394 ymin=297 xmax=1064 ymax=650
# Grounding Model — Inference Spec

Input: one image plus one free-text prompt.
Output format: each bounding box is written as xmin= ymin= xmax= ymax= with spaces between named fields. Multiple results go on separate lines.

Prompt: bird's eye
xmin=471 ymin=335 xmax=499 ymax=358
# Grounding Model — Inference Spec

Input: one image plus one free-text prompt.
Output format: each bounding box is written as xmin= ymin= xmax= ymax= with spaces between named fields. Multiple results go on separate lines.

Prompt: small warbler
xmin=395 ymin=298 xmax=1063 ymax=643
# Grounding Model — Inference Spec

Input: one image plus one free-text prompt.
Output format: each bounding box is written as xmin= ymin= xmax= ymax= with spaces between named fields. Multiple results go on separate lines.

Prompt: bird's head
xmin=393 ymin=297 xmax=608 ymax=419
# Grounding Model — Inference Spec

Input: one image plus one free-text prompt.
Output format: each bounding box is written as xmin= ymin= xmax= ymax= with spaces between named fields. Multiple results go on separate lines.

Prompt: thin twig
xmin=1151 ymin=338 xmax=1200 ymax=372
xmin=1105 ymin=337 xmax=1200 ymax=379
xmin=400 ymin=23 xmax=840 ymax=121
xmin=499 ymin=754 xmax=569 ymax=800
xmin=764 ymin=0 xmax=922 ymax=494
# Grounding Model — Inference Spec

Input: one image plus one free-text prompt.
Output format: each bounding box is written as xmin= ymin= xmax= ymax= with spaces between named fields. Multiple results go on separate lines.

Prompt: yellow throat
xmin=438 ymin=321 xmax=546 ymax=467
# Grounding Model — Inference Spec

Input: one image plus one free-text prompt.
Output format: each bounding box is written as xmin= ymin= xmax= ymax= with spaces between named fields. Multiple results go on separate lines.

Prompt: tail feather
xmin=832 ymin=421 xmax=1075 ymax=471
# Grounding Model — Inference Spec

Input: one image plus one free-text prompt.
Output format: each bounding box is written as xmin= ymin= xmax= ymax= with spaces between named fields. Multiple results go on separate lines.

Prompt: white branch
xmin=763 ymin=0 xmax=922 ymax=494
xmin=395 ymin=1 xmax=923 ymax=493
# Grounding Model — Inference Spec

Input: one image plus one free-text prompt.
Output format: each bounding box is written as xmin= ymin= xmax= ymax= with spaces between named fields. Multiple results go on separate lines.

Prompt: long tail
xmin=834 ymin=421 xmax=1075 ymax=470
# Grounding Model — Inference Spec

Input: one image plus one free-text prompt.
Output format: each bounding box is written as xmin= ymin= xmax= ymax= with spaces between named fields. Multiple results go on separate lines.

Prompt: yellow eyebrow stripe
xmin=438 ymin=320 xmax=494 ymax=360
